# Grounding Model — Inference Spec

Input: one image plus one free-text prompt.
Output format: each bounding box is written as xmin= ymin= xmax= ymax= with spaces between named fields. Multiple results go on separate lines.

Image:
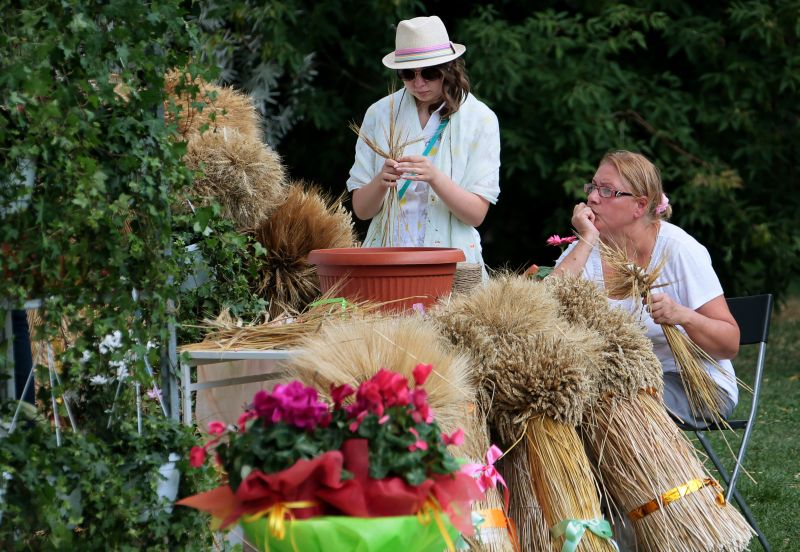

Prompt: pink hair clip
xmin=656 ymin=193 xmax=669 ymax=215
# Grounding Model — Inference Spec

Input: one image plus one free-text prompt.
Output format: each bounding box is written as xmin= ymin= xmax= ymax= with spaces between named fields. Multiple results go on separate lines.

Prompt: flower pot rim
xmin=308 ymin=247 xmax=465 ymax=266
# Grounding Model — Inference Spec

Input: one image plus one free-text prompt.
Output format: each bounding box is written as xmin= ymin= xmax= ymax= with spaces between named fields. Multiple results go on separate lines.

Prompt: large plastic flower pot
xmin=307 ymin=247 xmax=466 ymax=312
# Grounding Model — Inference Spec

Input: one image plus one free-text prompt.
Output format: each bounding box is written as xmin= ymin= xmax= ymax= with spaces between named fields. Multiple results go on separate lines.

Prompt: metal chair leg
xmin=696 ymin=431 xmax=771 ymax=551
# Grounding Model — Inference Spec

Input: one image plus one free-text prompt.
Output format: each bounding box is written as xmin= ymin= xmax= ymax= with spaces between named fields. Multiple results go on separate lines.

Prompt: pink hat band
xmin=392 ymin=42 xmax=456 ymax=64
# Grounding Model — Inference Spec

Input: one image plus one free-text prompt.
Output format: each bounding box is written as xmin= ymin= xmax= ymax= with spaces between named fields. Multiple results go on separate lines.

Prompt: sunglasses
xmin=583 ymin=183 xmax=635 ymax=199
xmin=397 ymin=67 xmax=443 ymax=82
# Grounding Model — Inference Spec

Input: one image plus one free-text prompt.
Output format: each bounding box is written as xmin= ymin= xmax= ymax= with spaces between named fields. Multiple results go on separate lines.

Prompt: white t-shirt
xmin=556 ymin=221 xmax=738 ymax=405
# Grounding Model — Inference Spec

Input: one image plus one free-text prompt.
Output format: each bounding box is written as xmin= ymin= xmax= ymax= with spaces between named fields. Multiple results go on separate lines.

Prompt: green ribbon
xmin=550 ymin=518 xmax=619 ymax=552
xmin=308 ymin=297 xmax=351 ymax=312
xmin=397 ymin=118 xmax=449 ymax=200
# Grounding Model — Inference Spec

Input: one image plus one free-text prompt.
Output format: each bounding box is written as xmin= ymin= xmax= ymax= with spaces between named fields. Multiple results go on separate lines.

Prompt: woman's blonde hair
xmin=600 ymin=150 xmax=672 ymax=220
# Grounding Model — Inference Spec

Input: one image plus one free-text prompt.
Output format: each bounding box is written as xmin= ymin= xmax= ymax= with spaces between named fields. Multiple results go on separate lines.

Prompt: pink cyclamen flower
xmin=207 ymin=421 xmax=226 ymax=436
xmin=412 ymin=363 xmax=434 ymax=387
xmin=656 ymin=193 xmax=670 ymax=214
xmin=408 ymin=427 xmax=429 ymax=452
xmin=253 ymin=381 xmax=329 ymax=430
xmin=237 ymin=410 xmax=256 ymax=431
xmin=546 ymin=234 xmax=577 ymax=247
xmin=330 ymin=383 xmax=355 ymax=409
xmin=442 ymin=428 xmax=465 ymax=447
xmin=410 ymin=388 xmax=434 ymax=424
xmin=189 ymin=446 xmax=207 ymax=468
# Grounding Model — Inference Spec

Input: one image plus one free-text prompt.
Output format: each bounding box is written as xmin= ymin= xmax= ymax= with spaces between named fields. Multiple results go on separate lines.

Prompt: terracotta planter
xmin=308 ymin=247 xmax=466 ymax=312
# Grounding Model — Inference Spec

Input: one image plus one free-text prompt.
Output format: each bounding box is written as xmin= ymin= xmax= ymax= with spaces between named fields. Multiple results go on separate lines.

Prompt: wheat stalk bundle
xmin=546 ymin=274 xmax=753 ymax=551
xmin=182 ymin=128 xmax=287 ymax=229
xmin=433 ymin=274 xmax=617 ymax=552
xmin=599 ymin=240 xmax=736 ymax=426
xmin=349 ymin=91 xmax=421 ymax=246
xmin=179 ymin=295 xmax=384 ymax=353
xmin=251 ymin=181 xmax=357 ymax=318
xmin=164 ymin=70 xmax=262 ymax=144
xmin=585 ymin=391 xmax=754 ymax=552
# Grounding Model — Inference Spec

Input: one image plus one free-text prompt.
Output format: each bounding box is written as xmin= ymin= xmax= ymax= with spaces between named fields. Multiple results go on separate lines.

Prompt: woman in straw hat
xmin=347 ymin=15 xmax=500 ymax=276
xmin=553 ymin=150 xmax=740 ymax=425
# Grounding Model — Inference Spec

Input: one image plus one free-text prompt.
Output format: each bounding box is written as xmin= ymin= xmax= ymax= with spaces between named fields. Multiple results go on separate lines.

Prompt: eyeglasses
xmin=583 ymin=183 xmax=635 ymax=199
xmin=397 ymin=67 xmax=443 ymax=82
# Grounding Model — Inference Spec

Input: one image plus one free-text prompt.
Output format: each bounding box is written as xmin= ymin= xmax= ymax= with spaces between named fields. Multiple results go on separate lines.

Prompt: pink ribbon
xmin=462 ymin=445 xmax=509 ymax=508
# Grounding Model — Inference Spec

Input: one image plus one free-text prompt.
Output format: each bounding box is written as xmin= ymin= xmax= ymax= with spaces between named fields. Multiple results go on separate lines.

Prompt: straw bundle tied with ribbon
xmin=545 ymin=274 xmax=754 ymax=551
xmin=349 ymin=90 xmax=422 ymax=247
xmin=433 ymin=274 xmax=619 ymax=552
xmin=286 ymin=315 xmax=518 ymax=552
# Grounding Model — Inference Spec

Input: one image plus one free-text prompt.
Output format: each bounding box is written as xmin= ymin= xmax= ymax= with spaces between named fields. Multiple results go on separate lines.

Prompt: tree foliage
xmin=200 ymin=0 xmax=799 ymax=301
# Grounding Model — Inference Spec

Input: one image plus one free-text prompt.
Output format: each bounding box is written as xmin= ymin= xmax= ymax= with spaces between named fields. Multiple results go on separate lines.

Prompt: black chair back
xmin=727 ymin=294 xmax=773 ymax=345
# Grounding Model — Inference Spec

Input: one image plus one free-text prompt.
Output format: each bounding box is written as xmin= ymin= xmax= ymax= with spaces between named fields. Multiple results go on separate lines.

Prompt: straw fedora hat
xmin=382 ymin=16 xmax=466 ymax=69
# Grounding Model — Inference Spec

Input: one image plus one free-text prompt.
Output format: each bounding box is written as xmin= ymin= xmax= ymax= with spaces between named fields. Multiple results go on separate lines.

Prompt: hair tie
xmin=656 ymin=193 xmax=669 ymax=215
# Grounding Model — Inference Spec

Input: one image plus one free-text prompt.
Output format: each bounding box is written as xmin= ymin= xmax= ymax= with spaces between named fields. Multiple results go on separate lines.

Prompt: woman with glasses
xmin=347 ymin=16 xmax=500 ymax=276
xmin=553 ymin=150 xmax=740 ymax=425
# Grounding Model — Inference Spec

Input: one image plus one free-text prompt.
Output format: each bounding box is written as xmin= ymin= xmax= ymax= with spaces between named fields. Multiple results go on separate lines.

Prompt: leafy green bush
xmin=0 ymin=411 xmax=218 ymax=550
xmin=0 ymin=1 xmax=227 ymax=545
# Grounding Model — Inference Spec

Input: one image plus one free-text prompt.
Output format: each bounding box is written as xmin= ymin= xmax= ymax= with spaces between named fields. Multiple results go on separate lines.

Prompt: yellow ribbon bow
xmin=242 ymin=500 xmax=316 ymax=551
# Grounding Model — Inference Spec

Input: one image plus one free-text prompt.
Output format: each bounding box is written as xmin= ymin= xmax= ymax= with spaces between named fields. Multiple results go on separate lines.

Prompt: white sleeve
xmin=666 ymin=239 xmax=724 ymax=310
xmin=346 ymin=103 xmax=381 ymax=192
xmin=461 ymin=107 xmax=501 ymax=205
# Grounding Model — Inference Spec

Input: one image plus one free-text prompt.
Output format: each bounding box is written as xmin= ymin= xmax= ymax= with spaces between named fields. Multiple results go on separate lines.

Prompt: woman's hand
xmin=396 ymin=155 xmax=444 ymax=188
xmin=646 ymin=293 xmax=739 ymax=359
xmin=351 ymin=158 xmax=402 ymax=220
xmin=378 ymin=158 xmax=402 ymax=188
xmin=571 ymin=202 xmax=599 ymax=243
xmin=648 ymin=293 xmax=690 ymax=326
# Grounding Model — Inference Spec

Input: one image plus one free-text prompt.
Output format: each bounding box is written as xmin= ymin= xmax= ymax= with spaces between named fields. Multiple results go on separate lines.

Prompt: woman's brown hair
xmin=436 ymin=58 xmax=469 ymax=118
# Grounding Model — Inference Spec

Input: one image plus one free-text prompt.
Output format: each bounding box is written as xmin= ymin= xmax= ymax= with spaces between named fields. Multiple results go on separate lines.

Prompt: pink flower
xmin=442 ymin=428 xmax=464 ymax=447
xmin=349 ymin=410 xmax=368 ymax=433
xmin=330 ymin=383 xmax=355 ymax=408
xmin=410 ymin=388 xmax=433 ymax=424
xmin=207 ymin=420 xmax=226 ymax=436
xmin=189 ymin=446 xmax=206 ymax=468
xmin=408 ymin=428 xmax=428 ymax=452
xmin=412 ymin=363 xmax=433 ymax=387
xmin=146 ymin=386 xmax=162 ymax=400
xmin=378 ymin=415 xmax=390 ymax=425
xmin=546 ymin=234 xmax=577 ymax=247
xmin=656 ymin=193 xmax=670 ymax=215
xmin=237 ymin=410 xmax=256 ymax=431
xmin=346 ymin=368 xmax=411 ymax=421
xmin=252 ymin=382 xmax=329 ymax=430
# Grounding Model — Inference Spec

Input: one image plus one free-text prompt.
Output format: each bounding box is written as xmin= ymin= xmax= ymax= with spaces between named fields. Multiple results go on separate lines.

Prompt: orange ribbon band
xmin=628 ymin=477 xmax=725 ymax=521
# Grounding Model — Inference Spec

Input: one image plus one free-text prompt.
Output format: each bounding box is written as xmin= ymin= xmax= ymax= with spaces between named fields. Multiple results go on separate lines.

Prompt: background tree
xmin=196 ymin=0 xmax=800 ymax=302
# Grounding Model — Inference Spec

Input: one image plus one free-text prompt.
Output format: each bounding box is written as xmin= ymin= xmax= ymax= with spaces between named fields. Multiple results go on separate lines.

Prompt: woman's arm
xmin=351 ymin=158 xmax=402 ymax=220
xmin=552 ymin=202 xmax=600 ymax=277
xmin=649 ymin=293 xmax=740 ymax=359
xmin=394 ymin=155 xmax=489 ymax=227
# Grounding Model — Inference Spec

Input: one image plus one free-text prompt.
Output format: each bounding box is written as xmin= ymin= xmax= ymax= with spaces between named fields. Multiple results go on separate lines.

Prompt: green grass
xmin=701 ymin=297 xmax=800 ymax=551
